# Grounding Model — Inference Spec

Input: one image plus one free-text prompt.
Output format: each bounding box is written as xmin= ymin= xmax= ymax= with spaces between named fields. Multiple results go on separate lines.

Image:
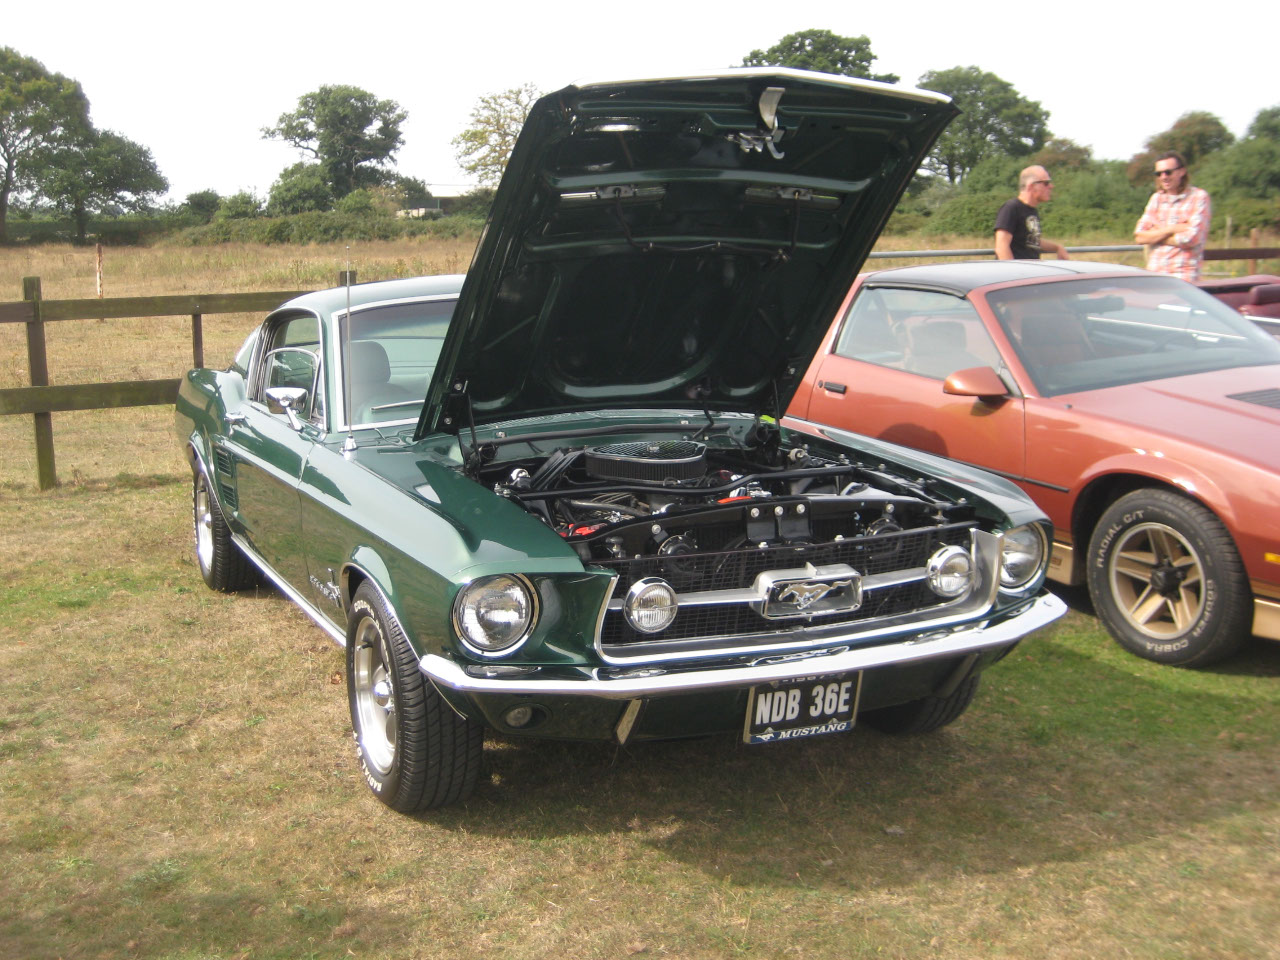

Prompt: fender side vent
xmin=213 ymin=446 xmax=238 ymax=511
xmin=1227 ymin=388 xmax=1280 ymax=409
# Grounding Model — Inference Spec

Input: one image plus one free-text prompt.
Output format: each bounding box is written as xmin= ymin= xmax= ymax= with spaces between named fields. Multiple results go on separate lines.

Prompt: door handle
xmin=819 ymin=381 xmax=847 ymax=395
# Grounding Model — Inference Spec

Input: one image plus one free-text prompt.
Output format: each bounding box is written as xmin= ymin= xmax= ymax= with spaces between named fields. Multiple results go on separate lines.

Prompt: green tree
xmin=1246 ymin=105 xmax=1280 ymax=142
xmin=917 ymin=66 xmax=1050 ymax=185
xmin=1126 ymin=111 xmax=1234 ymax=184
xmin=215 ymin=191 xmax=263 ymax=220
xmin=452 ymin=84 xmax=541 ymax=187
xmin=267 ymin=162 xmax=333 ymax=215
xmin=181 ymin=189 xmax=222 ymax=223
xmin=1033 ymin=137 xmax=1093 ymax=170
xmin=0 ymin=47 xmax=90 ymax=242
xmin=1196 ymin=138 xmax=1280 ymax=201
xmin=742 ymin=29 xmax=898 ymax=83
xmin=262 ymin=85 xmax=406 ymax=198
xmin=35 ymin=128 xmax=167 ymax=241
xmin=389 ymin=174 xmax=434 ymax=210
xmin=446 ymin=186 xmax=496 ymax=220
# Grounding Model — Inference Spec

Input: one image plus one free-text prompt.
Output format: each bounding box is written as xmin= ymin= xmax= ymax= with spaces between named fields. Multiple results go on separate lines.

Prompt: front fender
xmin=1073 ymin=452 xmax=1235 ymax=532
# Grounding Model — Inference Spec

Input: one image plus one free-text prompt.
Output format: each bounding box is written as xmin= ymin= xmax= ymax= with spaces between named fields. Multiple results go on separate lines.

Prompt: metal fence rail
xmin=869 ymin=244 xmax=1280 ymax=261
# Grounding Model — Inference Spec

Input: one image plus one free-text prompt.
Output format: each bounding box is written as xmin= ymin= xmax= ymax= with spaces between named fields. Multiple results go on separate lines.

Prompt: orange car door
xmin=800 ymin=286 xmax=1026 ymax=481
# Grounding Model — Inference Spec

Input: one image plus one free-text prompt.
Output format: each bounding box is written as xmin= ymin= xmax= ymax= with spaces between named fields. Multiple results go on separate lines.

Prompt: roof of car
xmin=862 ymin=259 xmax=1142 ymax=296
xmin=274 ymin=274 xmax=466 ymax=316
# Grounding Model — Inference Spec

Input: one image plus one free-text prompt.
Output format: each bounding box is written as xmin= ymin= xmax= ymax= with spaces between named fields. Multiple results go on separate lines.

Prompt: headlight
xmin=927 ymin=545 xmax=974 ymax=599
xmin=1000 ymin=523 xmax=1047 ymax=591
xmin=623 ymin=578 xmax=678 ymax=634
xmin=453 ymin=575 xmax=536 ymax=656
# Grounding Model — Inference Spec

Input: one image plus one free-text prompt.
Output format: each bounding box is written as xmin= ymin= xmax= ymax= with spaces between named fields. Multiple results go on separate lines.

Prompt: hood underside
xmin=418 ymin=69 xmax=957 ymax=439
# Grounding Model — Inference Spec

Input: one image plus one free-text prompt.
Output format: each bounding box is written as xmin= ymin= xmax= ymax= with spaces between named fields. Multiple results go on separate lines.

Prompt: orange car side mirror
xmin=943 ymin=366 xmax=1008 ymax=400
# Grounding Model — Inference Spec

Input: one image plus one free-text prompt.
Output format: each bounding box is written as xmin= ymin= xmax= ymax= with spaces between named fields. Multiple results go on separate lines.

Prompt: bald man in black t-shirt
xmin=994 ymin=165 xmax=1069 ymax=260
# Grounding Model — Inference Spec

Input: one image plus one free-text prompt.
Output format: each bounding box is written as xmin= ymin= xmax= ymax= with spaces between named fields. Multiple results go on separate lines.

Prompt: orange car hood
xmin=1047 ymin=364 xmax=1280 ymax=468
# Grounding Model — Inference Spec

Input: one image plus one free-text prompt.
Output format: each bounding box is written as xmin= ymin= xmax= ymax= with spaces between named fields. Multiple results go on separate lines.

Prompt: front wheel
xmin=862 ymin=674 xmax=980 ymax=734
xmin=1086 ymin=489 xmax=1251 ymax=667
xmin=346 ymin=582 xmax=483 ymax=811
xmin=192 ymin=467 xmax=256 ymax=592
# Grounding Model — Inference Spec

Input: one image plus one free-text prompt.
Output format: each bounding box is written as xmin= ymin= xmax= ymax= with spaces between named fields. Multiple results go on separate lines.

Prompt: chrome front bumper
xmin=419 ymin=592 xmax=1066 ymax=699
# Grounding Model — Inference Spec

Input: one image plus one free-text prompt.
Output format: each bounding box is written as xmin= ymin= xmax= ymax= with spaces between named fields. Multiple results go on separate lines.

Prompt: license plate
xmin=743 ymin=673 xmax=861 ymax=744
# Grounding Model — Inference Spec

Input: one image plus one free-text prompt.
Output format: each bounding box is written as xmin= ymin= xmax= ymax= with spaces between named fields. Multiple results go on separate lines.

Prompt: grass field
xmin=2 ymin=238 xmax=1279 ymax=959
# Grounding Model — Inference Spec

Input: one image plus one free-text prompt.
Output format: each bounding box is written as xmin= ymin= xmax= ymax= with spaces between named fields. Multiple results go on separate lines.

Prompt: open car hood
xmin=417 ymin=69 xmax=956 ymax=439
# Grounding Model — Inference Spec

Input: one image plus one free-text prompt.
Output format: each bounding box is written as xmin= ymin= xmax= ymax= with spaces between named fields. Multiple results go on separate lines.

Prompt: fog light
xmin=623 ymin=577 xmax=678 ymax=634
xmin=504 ymin=705 xmax=535 ymax=728
xmin=927 ymin=545 xmax=974 ymax=598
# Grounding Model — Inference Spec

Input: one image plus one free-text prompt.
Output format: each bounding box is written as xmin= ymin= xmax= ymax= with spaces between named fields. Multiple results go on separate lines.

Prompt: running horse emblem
xmin=777 ymin=579 xmax=854 ymax=611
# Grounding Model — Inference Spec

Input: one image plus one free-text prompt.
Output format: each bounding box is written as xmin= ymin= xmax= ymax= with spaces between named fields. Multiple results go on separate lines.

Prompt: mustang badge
xmin=777 ymin=580 xmax=852 ymax=610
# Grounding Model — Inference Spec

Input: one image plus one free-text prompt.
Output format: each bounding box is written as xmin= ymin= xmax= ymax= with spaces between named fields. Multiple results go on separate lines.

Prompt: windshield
xmin=987 ymin=275 xmax=1280 ymax=396
xmin=340 ymin=298 xmax=455 ymax=428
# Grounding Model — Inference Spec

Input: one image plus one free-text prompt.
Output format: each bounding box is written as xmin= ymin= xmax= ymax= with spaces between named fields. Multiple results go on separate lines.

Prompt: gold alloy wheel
xmin=1106 ymin=521 xmax=1205 ymax=639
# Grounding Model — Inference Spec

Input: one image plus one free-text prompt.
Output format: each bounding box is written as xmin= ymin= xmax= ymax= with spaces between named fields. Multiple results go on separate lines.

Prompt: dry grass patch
xmin=2 ymin=480 xmax=1279 ymax=960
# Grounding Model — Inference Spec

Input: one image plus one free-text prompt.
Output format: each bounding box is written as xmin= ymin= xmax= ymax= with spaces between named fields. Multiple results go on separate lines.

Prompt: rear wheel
xmin=862 ymin=675 xmax=980 ymax=734
xmin=347 ymin=582 xmax=483 ymax=811
xmin=1086 ymin=489 xmax=1250 ymax=667
xmin=192 ymin=467 xmax=255 ymax=591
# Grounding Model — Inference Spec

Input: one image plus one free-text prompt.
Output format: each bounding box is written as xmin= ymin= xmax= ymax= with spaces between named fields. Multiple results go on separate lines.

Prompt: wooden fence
xmin=0 ymin=272 xmax=354 ymax=490
xmin=3 ymin=243 xmax=1279 ymax=491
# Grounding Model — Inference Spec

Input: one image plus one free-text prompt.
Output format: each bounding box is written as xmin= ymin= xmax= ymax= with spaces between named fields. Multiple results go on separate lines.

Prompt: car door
xmin=799 ymin=285 xmax=1027 ymax=481
xmin=224 ymin=312 xmax=323 ymax=589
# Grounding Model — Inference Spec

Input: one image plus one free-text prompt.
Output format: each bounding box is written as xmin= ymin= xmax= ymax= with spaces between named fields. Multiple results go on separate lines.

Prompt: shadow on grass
xmin=425 ymin=626 xmax=1280 ymax=895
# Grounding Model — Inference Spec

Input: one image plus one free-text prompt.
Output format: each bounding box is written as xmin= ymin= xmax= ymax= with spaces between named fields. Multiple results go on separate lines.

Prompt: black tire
xmin=862 ymin=674 xmax=980 ymax=734
xmin=1086 ymin=489 xmax=1251 ymax=667
xmin=192 ymin=467 xmax=256 ymax=592
xmin=346 ymin=582 xmax=483 ymax=811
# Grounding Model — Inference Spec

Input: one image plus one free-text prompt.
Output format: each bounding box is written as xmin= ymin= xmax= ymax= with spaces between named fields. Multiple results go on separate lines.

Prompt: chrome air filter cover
xmin=584 ymin=440 xmax=707 ymax=483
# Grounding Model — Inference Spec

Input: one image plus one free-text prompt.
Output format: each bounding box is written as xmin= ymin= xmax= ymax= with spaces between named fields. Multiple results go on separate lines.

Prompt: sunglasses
xmin=1032 ymin=179 xmax=1053 ymax=186
xmin=1154 ymin=167 xmax=1184 ymax=177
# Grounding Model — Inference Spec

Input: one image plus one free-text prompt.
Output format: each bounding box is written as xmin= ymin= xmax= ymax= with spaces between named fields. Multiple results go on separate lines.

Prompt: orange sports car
xmin=786 ymin=260 xmax=1280 ymax=666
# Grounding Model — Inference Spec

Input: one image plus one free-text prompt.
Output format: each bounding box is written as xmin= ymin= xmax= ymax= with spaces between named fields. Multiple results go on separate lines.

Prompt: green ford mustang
xmin=177 ymin=69 xmax=1065 ymax=811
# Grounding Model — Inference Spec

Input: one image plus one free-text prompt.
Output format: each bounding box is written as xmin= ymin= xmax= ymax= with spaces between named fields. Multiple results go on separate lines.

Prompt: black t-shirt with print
xmin=994 ymin=198 xmax=1042 ymax=259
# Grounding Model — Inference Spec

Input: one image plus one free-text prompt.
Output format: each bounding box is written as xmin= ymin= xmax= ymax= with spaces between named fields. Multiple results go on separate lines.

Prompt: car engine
xmin=479 ymin=433 xmax=988 ymax=656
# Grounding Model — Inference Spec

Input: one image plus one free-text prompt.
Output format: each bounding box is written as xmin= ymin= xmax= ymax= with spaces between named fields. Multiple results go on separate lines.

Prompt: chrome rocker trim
xmin=418 ymin=592 xmax=1066 ymax=699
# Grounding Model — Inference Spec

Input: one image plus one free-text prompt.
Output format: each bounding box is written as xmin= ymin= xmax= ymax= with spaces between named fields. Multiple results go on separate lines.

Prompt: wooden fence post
xmin=23 ymin=277 xmax=57 ymax=490
xmin=191 ymin=310 xmax=204 ymax=369
xmin=1250 ymin=228 xmax=1259 ymax=276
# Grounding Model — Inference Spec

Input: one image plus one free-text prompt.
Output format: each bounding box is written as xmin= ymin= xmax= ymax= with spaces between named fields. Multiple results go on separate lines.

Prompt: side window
xmin=229 ymin=329 xmax=258 ymax=377
xmin=834 ymin=289 xmax=902 ymax=365
xmin=254 ymin=313 xmax=323 ymax=424
xmin=836 ymin=287 xmax=1001 ymax=380
xmin=342 ymin=299 xmax=454 ymax=427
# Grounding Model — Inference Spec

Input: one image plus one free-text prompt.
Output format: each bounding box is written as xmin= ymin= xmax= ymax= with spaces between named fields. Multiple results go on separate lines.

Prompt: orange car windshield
xmin=986 ymin=275 xmax=1280 ymax=396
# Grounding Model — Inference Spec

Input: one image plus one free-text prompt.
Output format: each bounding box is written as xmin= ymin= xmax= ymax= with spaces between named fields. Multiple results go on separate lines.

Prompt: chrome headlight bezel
xmin=999 ymin=522 xmax=1049 ymax=594
xmin=452 ymin=574 xmax=538 ymax=658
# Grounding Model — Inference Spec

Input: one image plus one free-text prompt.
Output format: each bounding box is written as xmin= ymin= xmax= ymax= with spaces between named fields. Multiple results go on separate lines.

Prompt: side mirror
xmin=943 ymin=366 xmax=1008 ymax=401
xmin=265 ymin=386 xmax=309 ymax=431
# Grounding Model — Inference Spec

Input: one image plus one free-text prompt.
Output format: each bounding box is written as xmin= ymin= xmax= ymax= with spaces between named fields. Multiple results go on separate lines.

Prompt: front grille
xmin=596 ymin=522 xmax=975 ymax=650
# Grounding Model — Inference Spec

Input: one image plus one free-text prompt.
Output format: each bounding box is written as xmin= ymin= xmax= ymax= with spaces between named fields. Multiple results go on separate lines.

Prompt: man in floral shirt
xmin=1134 ymin=151 xmax=1211 ymax=280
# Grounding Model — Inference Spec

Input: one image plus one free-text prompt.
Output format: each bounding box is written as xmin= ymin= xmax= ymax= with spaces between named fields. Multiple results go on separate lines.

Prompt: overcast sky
xmin=8 ymin=0 xmax=1275 ymax=201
